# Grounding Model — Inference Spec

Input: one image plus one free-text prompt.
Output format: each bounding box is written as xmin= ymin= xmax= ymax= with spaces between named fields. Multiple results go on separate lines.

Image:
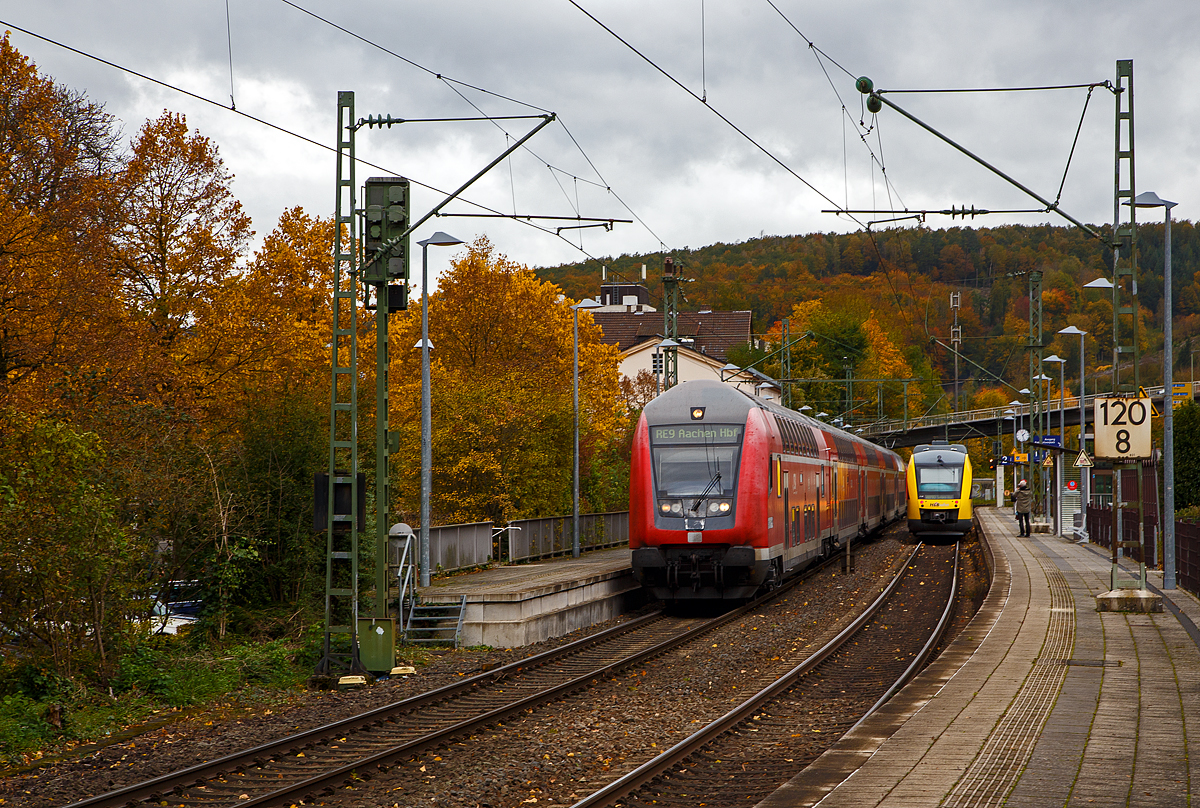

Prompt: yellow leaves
xmin=387 ymin=236 xmax=622 ymax=523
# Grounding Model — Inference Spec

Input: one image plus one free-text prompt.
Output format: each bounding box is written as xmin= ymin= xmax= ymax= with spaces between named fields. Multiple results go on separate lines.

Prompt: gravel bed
xmin=2 ymin=527 xmax=987 ymax=808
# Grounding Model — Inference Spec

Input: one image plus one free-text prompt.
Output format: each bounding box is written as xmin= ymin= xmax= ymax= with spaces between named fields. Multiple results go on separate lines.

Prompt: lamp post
xmin=572 ymin=298 xmax=602 ymax=558
xmin=1059 ymin=325 xmax=1089 ymax=521
xmin=1130 ymin=191 xmax=1178 ymax=588
xmin=1004 ymin=409 xmax=1017 ymax=504
xmin=1045 ymin=355 xmax=1067 ymax=535
xmin=416 ymin=231 xmax=463 ymax=587
xmin=1033 ymin=373 xmax=1053 ymax=522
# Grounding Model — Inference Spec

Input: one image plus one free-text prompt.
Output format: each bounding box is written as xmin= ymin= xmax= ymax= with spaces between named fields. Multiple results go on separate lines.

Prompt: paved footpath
xmin=759 ymin=507 xmax=1200 ymax=807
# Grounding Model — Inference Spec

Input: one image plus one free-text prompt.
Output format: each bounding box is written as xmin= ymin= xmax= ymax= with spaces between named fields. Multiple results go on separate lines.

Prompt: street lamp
xmin=1130 ymin=190 xmax=1178 ymax=588
xmin=1059 ymin=325 xmax=1089 ymax=523
xmin=572 ymin=298 xmax=602 ymax=558
xmin=416 ymin=231 xmax=463 ymax=587
xmin=1045 ymin=355 xmax=1067 ymax=535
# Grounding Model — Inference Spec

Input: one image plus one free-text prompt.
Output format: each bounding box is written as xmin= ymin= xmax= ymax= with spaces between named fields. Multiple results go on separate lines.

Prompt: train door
xmin=783 ymin=471 xmax=790 ymax=548
xmin=858 ymin=469 xmax=865 ymax=523
xmin=832 ymin=466 xmax=839 ymax=529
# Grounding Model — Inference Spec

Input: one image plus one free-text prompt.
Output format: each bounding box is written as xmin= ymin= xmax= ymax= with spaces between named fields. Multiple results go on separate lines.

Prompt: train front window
xmin=649 ymin=423 xmax=742 ymax=506
xmin=916 ymin=466 xmax=962 ymax=497
xmin=654 ymin=447 xmax=738 ymax=497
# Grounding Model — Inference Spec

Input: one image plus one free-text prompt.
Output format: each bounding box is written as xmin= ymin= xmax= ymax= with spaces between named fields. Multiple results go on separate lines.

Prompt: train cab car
xmin=630 ymin=379 xmax=905 ymax=602
xmin=906 ymin=441 xmax=974 ymax=538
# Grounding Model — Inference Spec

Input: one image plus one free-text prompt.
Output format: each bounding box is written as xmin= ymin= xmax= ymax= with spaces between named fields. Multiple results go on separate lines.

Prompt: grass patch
xmin=0 ymin=635 xmax=311 ymax=769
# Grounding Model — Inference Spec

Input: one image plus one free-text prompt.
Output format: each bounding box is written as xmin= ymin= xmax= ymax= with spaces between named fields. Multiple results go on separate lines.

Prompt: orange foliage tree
xmin=388 ymin=237 xmax=622 ymax=524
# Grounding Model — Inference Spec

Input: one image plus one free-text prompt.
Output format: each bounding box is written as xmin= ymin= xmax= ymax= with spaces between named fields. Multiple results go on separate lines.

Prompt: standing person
xmin=1014 ymin=479 xmax=1033 ymax=537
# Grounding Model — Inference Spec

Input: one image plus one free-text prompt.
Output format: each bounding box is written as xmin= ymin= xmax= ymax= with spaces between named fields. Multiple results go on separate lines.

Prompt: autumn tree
xmin=114 ymin=110 xmax=252 ymax=406
xmin=0 ymin=35 xmax=126 ymax=408
xmin=388 ymin=236 xmax=622 ymax=524
xmin=0 ymin=410 xmax=155 ymax=681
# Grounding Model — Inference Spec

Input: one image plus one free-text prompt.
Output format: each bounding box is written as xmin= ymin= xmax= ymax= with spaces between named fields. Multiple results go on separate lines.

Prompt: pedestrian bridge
xmin=855 ymin=383 xmax=1192 ymax=448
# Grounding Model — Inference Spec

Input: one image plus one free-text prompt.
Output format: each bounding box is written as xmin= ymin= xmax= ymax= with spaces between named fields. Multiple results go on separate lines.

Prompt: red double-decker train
xmin=630 ymin=379 xmax=906 ymax=601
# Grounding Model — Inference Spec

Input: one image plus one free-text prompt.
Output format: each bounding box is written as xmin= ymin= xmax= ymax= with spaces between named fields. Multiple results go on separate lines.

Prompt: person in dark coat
xmin=1014 ymin=479 xmax=1032 ymax=537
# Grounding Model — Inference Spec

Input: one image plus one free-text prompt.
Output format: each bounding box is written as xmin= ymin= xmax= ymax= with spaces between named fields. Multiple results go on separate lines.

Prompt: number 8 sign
xmin=1094 ymin=397 xmax=1152 ymax=459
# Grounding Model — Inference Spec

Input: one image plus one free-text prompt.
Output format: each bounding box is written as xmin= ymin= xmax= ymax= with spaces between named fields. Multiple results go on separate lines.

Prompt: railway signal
xmin=364 ymin=176 xmax=411 ymax=309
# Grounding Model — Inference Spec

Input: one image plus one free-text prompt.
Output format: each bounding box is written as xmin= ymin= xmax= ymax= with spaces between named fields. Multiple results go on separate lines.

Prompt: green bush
xmin=0 ymin=693 xmax=52 ymax=760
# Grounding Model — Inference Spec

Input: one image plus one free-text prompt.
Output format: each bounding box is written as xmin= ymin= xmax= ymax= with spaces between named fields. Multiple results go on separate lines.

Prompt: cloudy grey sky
xmin=5 ymin=1 xmax=1198 ymax=286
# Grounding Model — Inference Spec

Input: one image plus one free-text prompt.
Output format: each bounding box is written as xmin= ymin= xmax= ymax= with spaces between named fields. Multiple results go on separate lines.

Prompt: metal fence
xmin=427 ymin=521 xmax=494 ymax=574
xmin=506 ymin=511 xmax=629 ymax=562
xmin=1086 ymin=506 xmax=1158 ymax=568
xmin=1178 ymin=521 xmax=1200 ymax=597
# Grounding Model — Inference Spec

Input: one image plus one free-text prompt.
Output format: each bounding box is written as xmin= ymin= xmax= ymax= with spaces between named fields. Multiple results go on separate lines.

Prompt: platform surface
xmin=416 ymin=546 xmax=633 ymax=601
xmin=760 ymin=506 xmax=1200 ymax=807
xmin=413 ymin=546 xmax=636 ymax=647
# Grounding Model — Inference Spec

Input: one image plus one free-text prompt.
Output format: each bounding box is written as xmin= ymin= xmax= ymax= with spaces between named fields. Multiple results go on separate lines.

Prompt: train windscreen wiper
xmin=691 ymin=472 xmax=721 ymax=512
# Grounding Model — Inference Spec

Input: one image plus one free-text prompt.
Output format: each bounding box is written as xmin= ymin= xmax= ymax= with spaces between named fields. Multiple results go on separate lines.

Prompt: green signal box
xmin=363 ymin=177 xmax=410 ymax=296
xmin=357 ymin=617 xmax=396 ymax=672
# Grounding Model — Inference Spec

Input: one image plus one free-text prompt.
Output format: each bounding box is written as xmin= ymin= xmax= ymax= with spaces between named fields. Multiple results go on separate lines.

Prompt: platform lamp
xmin=416 ymin=231 xmax=463 ymax=587
xmin=1004 ymin=408 xmax=1017 ymax=502
xmin=1129 ymin=191 xmax=1178 ymax=588
xmin=1082 ymin=277 xmax=1114 ymax=398
xmin=1044 ymin=355 xmax=1067 ymax=535
xmin=1058 ymin=325 xmax=1089 ymax=515
xmin=572 ymin=298 xmax=603 ymax=558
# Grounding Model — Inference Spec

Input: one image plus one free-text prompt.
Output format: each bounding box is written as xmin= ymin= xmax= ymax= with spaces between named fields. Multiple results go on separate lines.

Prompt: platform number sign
xmin=1094 ymin=397 xmax=1152 ymax=459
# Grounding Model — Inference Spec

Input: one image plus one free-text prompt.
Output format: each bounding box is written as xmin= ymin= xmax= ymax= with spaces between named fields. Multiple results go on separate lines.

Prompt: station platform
xmin=415 ymin=546 xmax=638 ymax=648
xmin=760 ymin=506 xmax=1200 ymax=808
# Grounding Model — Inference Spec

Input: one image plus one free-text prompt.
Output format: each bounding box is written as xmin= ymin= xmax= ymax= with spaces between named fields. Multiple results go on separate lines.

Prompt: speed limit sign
xmin=1094 ymin=397 xmax=1152 ymax=459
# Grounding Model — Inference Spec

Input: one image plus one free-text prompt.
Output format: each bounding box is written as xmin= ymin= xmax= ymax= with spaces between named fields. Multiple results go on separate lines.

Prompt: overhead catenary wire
xmin=224 ymin=0 xmax=235 ymax=109
xmin=567 ymin=0 xmax=859 ymax=224
xmin=0 ymin=18 xmax=611 ymax=260
xmin=279 ymin=0 xmax=669 ymax=256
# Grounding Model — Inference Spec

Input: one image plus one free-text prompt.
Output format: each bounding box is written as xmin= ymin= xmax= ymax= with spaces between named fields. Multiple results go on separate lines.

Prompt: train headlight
xmin=670 ymin=501 xmax=683 ymax=514
xmin=707 ymin=500 xmax=732 ymax=514
xmin=660 ymin=500 xmax=684 ymax=515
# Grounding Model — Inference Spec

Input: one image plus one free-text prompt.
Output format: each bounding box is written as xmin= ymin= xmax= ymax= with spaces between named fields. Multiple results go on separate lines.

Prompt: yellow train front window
xmin=916 ymin=466 xmax=961 ymax=498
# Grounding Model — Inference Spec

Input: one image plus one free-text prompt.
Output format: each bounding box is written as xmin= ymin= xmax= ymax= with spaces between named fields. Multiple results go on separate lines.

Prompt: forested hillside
xmin=540 ymin=222 xmax=1200 ymax=414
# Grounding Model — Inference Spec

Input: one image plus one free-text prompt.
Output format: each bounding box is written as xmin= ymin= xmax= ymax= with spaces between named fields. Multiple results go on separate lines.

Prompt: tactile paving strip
xmin=939 ymin=553 xmax=1075 ymax=807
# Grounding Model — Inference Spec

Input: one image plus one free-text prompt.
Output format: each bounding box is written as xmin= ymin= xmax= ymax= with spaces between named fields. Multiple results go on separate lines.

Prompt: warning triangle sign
xmin=1043 ymin=455 xmax=1054 ymax=467
xmin=1075 ymin=450 xmax=1093 ymax=468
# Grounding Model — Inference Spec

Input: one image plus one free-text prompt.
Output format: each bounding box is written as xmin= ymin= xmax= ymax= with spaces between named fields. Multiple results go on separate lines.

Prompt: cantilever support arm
xmin=865 ymin=88 xmax=1107 ymax=244
xmin=366 ymin=113 xmax=557 ymax=264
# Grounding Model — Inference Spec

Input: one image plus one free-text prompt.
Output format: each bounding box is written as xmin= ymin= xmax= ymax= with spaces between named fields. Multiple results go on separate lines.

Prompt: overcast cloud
xmin=5 ymin=1 xmax=1198 ymax=287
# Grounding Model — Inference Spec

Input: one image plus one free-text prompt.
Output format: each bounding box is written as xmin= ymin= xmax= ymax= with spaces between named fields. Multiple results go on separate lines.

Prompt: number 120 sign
xmin=1094 ymin=397 xmax=1152 ymax=459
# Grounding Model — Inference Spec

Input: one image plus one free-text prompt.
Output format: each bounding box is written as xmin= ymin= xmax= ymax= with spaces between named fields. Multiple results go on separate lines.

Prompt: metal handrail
xmin=858 ymin=382 xmax=1199 ymax=438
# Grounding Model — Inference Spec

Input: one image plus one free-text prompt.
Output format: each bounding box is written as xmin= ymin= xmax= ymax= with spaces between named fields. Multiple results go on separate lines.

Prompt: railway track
xmin=65 ymin=551 xmax=854 ymax=808
xmin=572 ymin=540 xmax=960 ymax=808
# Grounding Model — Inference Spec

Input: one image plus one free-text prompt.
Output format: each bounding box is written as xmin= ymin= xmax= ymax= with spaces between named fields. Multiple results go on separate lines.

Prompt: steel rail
xmin=231 ymin=555 xmax=853 ymax=807
xmin=850 ymin=540 xmax=960 ymax=731
xmin=568 ymin=541 xmax=928 ymax=808
xmin=63 ymin=611 xmax=665 ymax=808
xmin=68 ymin=545 xmax=857 ymax=808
